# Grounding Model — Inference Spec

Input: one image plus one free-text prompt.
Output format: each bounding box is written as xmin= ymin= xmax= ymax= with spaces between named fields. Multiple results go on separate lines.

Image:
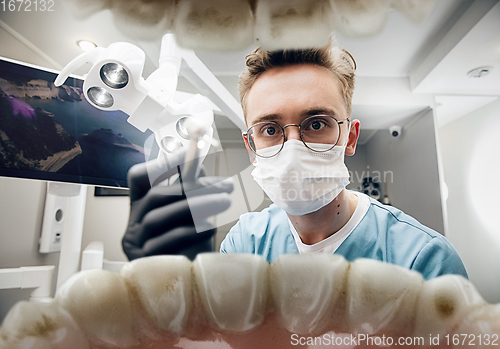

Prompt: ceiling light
xmin=467 ymin=66 xmax=493 ymax=78
xmin=77 ymin=40 xmax=97 ymax=52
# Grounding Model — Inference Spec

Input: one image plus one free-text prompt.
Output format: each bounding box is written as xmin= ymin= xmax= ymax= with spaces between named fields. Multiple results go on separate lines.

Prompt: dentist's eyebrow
xmin=303 ymin=108 xmax=338 ymax=117
xmin=251 ymin=114 xmax=282 ymax=125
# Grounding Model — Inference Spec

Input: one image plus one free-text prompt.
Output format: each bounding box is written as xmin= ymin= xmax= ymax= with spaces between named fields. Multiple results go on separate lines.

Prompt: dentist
xmin=123 ymin=40 xmax=467 ymax=280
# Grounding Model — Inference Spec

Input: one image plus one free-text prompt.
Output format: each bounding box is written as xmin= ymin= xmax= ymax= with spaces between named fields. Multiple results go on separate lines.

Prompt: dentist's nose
xmin=283 ymin=125 xmax=301 ymax=142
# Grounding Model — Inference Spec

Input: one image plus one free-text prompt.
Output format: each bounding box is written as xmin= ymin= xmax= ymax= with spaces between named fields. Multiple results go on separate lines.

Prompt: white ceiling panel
xmin=412 ymin=0 xmax=500 ymax=95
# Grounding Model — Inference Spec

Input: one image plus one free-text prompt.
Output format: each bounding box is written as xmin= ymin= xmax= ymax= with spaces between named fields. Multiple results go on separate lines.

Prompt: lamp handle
xmin=54 ymin=47 xmax=105 ymax=86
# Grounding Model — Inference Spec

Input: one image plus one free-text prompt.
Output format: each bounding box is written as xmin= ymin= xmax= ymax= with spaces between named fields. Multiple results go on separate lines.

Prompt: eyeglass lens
xmin=247 ymin=115 xmax=341 ymax=158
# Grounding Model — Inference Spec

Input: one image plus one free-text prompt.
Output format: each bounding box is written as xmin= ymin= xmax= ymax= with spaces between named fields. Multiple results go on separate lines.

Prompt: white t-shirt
xmin=289 ymin=191 xmax=370 ymax=254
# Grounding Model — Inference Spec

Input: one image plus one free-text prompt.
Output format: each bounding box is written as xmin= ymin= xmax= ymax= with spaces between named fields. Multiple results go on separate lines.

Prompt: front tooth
xmin=193 ymin=253 xmax=268 ymax=332
xmin=111 ymin=0 xmax=175 ymax=41
xmin=0 ymin=301 xmax=89 ymax=349
xmin=269 ymin=254 xmax=349 ymax=335
xmin=392 ymin=0 xmax=437 ymax=24
xmin=120 ymin=255 xmax=192 ymax=333
xmin=173 ymin=0 xmax=254 ymax=51
xmin=414 ymin=274 xmax=487 ymax=337
xmin=254 ymin=0 xmax=333 ymax=50
xmin=346 ymin=258 xmax=424 ymax=335
xmin=329 ymin=0 xmax=391 ymax=37
xmin=55 ymin=269 xmax=136 ymax=347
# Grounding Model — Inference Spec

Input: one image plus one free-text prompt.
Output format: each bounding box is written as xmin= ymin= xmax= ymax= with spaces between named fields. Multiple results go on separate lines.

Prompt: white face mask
xmin=251 ymin=139 xmax=350 ymax=215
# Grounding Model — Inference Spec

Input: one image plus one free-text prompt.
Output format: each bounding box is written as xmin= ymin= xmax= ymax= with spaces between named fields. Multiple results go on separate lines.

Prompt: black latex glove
xmin=122 ymin=150 xmax=233 ymax=261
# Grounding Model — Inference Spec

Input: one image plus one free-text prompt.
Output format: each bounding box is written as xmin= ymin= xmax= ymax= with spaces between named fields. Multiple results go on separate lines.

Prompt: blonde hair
xmin=239 ymin=39 xmax=356 ymax=122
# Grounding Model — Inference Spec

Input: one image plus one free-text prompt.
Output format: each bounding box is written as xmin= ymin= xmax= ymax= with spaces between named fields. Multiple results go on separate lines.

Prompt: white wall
xmin=439 ymin=98 xmax=500 ymax=303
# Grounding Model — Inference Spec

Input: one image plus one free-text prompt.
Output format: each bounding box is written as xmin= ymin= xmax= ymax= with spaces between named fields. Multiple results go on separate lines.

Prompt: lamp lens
xmin=87 ymin=87 xmax=114 ymax=108
xmin=161 ymin=136 xmax=183 ymax=153
xmin=176 ymin=117 xmax=191 ymax=140
xmin=100 ymin=63 xmax=129 ymax=89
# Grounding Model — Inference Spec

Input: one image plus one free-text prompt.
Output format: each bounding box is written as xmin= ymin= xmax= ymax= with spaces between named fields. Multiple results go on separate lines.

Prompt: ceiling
xmin=0 ymin=0 xmax=499 ymax=144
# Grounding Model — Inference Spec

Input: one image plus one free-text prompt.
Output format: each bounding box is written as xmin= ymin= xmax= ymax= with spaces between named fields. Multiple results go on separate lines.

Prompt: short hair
xmin=238 ymin=38 xmax=356 ymax=123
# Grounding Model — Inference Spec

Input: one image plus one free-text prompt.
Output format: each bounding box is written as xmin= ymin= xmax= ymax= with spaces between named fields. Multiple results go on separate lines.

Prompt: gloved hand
xmin=122 ymin=150 xmax=233 ymax=261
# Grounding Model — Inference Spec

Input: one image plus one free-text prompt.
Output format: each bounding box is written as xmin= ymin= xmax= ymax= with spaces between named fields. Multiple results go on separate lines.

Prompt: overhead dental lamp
xmin=55 ymin=33 xmax=245 ymax=167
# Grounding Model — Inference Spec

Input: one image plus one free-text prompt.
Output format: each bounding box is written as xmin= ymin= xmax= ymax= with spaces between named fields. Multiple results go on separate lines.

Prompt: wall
xmin=439 ymin=98 xmax=500 ymax=303
xmin=213 ymin=146 xmax=269 ymax=250
xmin=81 ymin=188 xmax=129 ymax=262
xmin=0 ymin=178 xmax=131 ymax=322
xmin=345 ymin=144 xmax=368 ymax=192
xmin=0 ymin=177 xmax=57 ymax=321
xmin=364 ymin=110 xmax=445 ymax=234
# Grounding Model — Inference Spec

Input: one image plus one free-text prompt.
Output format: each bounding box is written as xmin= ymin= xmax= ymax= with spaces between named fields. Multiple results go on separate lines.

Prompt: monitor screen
xmin=0 ymin=57 xmax=158 ymax=187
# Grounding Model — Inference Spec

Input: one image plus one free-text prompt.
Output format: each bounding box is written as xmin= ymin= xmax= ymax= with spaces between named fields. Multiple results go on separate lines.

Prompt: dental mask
xmin=251 ymin=139 xmax=350 ymax=215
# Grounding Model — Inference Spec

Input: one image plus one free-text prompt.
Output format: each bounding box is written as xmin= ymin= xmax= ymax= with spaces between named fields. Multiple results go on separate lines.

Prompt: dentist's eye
xmin=304 ymin=119 xmax=327 ymax=132
xmin=256 ymin=123 xmax=281 ymax=138
xmin=310 ymin=120 xmax=325 ymax=130
xmin=265 ymin=126 xmax=277 ymax=136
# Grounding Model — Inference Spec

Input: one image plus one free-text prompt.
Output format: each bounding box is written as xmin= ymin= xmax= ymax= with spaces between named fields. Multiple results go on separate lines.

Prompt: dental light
xmin=55 ymin=34 xmax=239 ymax=166
xmin=49 ymin=35 xmax=243 ymax=289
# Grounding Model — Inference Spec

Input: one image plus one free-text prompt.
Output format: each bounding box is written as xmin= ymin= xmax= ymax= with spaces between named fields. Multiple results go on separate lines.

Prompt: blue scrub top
xmin=220 ymin=196 xmax=468 ymax=280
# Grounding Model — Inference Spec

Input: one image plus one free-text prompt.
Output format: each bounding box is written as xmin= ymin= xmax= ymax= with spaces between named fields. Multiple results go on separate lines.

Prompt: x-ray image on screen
xmin=0 ymin=57 xmax=158 ymax=187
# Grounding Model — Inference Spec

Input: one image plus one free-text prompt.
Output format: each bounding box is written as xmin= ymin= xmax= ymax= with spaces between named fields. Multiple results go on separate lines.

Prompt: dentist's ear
xmin=242 ymin=133 xmax=257 ymax=164
xmin=345 ymin=119 xmax=360 ymax=156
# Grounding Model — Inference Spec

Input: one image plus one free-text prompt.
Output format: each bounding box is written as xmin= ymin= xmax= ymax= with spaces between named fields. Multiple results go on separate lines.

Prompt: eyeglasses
xmin=243 ymin=115 xmax=350 ymax=158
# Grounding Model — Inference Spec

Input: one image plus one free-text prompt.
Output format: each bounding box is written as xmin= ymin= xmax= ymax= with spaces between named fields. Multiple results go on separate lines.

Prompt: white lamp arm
xmin=179 ymin=49 xmax=246 ymax=132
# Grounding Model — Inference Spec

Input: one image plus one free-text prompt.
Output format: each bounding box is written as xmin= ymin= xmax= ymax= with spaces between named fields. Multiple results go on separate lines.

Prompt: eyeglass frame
xmin=243 ymin=114 xmax=351 ymax=158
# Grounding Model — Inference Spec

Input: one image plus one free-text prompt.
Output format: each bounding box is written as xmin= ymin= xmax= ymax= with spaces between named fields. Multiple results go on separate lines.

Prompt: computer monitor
xmin=0 ymin=57 xmax=158 ymax=188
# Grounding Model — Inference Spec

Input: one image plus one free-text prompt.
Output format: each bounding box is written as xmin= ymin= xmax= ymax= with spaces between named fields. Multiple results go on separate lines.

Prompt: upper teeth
xmin=1 ymin=253 xmax=498 ymax=348
xmin=61 ymin=0 xmax=437 ymax=49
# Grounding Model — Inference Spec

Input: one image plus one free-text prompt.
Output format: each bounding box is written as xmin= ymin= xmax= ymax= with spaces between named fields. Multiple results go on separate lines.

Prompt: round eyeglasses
xmin=243 ymin=115 xmax=350 ymax=158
